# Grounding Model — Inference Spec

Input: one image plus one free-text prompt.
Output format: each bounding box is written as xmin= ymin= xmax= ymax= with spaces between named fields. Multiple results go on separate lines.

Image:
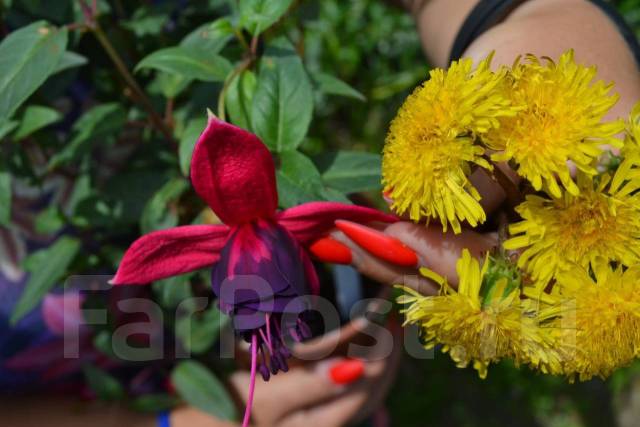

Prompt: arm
xmin=341 ymin=0 xmax=640 ymax=288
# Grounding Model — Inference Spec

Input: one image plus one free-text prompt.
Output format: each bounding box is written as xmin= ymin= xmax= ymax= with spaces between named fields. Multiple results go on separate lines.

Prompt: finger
xmin=330 ymin=228 xmax=438 ymax=295
xmin=384 ymin=162 xmax=519 ymax=221
xmin=278 ymin=354 xmax=395 ymax=427
xmin=229 ymin=357 xmax=362 ymax=424
xmin=383 ymin=221 xmax=498 ymax=285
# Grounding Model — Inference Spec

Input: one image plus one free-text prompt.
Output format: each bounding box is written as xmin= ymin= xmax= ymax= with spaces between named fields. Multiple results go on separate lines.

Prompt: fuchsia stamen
xmin=243 ymin=333 xmax=258 ymax=427
xmin=265 ymin=313 xmax=273 ymax=351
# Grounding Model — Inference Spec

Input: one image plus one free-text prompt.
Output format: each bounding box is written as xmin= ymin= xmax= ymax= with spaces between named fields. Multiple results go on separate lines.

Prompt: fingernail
xmin=329 ymin=359 xmax=365 ymax=385
xmin=335 ymin=220 xmax=418 ymax=267
xmin=309 ymin=236 xmax=352 ymax=264
xmin=382 ymin=190 xmax=394 ymax=205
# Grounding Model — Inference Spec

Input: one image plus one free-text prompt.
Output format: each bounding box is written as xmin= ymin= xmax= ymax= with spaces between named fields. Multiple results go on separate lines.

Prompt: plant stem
xmin=485 ymin=156 xmax=523 ymax=209
xmin=250 ymin=34 xmax=259 ymax=57
xmin=233 ymin=28 xmax=250 ymax=51
xmin=91 ymin=24 xmax=175 ymax=142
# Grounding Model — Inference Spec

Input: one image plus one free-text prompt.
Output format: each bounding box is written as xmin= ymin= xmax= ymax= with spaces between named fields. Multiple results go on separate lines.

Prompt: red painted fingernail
xmin=382 ymin=190 xmax=394 ymax=205
xmin=335 ymin=220 xmax=418 ymax=267
xmin=329 ymin=359 xmax=365 ymax=385
xmin=309 ymin=236 xmax=352 ymax=264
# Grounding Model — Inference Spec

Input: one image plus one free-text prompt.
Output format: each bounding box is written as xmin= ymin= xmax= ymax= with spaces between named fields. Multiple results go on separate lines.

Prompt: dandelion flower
xmin=484 ymin=50 xmax=623 ymax=198
xmin=382 ymin=54 xmax=517 ymax=233
xmin=399 ymin=250 xmax=561 ymax=379
xmin=504 ymin=169 xmax=640 ymax=286
xmin=622 ymin=101 xmax=640 ymax=175
xmin=532 ymin=264 xmax=640 ymax=381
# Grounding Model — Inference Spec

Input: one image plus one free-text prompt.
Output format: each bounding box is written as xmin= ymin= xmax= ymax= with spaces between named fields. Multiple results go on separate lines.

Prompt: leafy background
xmin=1 ymin=0 xmax=640 ymax=426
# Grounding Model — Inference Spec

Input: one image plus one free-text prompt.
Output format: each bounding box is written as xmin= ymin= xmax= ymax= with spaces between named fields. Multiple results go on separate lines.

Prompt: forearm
xmin=0 ymin=396 xmax=155 ymax=427
xmin=412 ymin=0 xmax=640 ymax=119
xmin=0 ymin=397 xmax=235 ymax=427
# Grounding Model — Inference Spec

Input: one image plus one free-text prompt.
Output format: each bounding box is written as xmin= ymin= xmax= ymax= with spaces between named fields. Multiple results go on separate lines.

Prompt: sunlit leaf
xmin=239 ymin=0 xmax=294 ymax=36
xmin=314 ymin=150 xmax=382 ymax=193
xmin=181 ymin=18 xmax=234 ymax=54
xmin=14 ymin=105 xmax=62 ymax=139
xmin=0 ymin=21 xmax=67 ymax=122
xmin=11 ymin=236 xmax=81 ymax=324
xmin=312 ymin=72 xmax=366 ymax=102
xmin=276 ymin=150 xmax=326 ymax=208
xmin=252 ymin=42 xmax=313 ymax=152
xmin=171 ymin=361 xmax=237 ymax=421
xmin=178 ymin=117 xmax=207 ymax=176
xmin=226 ymin=70 xmax=256 ymax=130
xmin=136 ymin=47 xmax=232 ymax=82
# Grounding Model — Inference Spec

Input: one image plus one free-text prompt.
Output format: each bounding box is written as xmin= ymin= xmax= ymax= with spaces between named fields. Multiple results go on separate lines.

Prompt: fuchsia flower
xmin=112 ymin=117 xmax=396 ymax=425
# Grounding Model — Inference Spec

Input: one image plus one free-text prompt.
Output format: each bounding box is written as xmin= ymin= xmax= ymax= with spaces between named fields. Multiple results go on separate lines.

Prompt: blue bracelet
xmin=157 ymin=411 xmax=171 ymax=427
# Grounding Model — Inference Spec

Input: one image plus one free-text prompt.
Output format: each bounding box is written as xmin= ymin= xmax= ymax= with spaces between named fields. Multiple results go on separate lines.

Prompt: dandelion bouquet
xmin=385 ymin=50 xmax=640 ymax=381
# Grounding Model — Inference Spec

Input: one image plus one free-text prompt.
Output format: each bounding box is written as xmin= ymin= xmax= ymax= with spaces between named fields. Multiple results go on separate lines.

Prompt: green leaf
xmin=276 ymin=150 xmax=326 ymax=208
xmin=130 ymin=394 xmax=180 ymax=412
xmin=11 ymin=236 xmax=81 ymax=324
xmin=226 ymin=70 xmax=256 ymax=130
xmin=176 ymin=304 xmax=229 ymax=355
xmin=0 ymin=120 xmax=18 ymax=139
xmin=68 ymin=173 xmax=92 ymax=215
xmin=34 ymin=205 xmax=65 ymax=234
xmin=122 ymin=9 xmax=169 ymax=37
xmin=0 ymin=21 xmax=68 ymax=122
xmin=179 ymin=117 xmax=207 ymax=176
xmin=140 ymin=177 xmax=189 ymax=233
xmin=171 ymin=361 xmax=237 ymax=421
xmin=53 ymin=51 xmax=87 ymax=74
xmin=312 ymin=72 xmax=366 ymax=102
xmin=239 ymin=0 xmax=294 ymax=36
xmin=148 ymin=72 xmax=192 ymax=99
xmin=314 ymin=151 xmax=382 ymax=193
xmin=152 ymin=273 xmax=194 ymax=309
xmin=319 ymin=186 xmax=352 ymax=204
xmin=93 ymin=330 xmax=116 ymax=358
xmin=252 ymin=44 xmax=313 ymax=152
xmin=14 ymin=105 xmax=62 ymax=139
xmin=181 ymin=18 xmax=234 ymax=54
xmin=0 ymin=167 xmax=11 ymax=225
xmin=48 ymin=103 xmax=126 ymax=169
xmin=136 ymin=47 xmax=232 ymax=82
xmin=83 ymin=364 xmax=125 ymax=401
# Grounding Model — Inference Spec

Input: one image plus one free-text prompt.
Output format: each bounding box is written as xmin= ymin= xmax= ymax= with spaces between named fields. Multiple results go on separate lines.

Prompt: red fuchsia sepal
xmin=110 ymin=224 xmax=230 ymax=285
xmin=277 ymin=201 xmax=397 ymax=245
xmin=112 ymin=116 xmax=397 ymax=427
xmin=191 ymin=117 xmax=279 ymax=225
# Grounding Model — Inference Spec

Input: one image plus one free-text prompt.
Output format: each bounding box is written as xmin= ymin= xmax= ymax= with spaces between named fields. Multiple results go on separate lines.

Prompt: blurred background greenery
xmin=3 ymin=0 xmax=640 ymax=426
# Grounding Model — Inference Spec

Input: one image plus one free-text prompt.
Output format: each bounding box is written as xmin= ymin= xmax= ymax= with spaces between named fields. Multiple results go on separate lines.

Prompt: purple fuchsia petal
xmin=276 ymin=201 xmax=398 ymax=245
xmin=111 ymin=224 xmax=230 ymax=285
xmin=211 ymin=219 xmax=311 ymax=308
xmin=211 ymin=219 xmax=315 ymax=381
xmin=299 ymin=244 xmax=320 ymax=295
xmin=190 ymin=118 xmax=279 ymax=225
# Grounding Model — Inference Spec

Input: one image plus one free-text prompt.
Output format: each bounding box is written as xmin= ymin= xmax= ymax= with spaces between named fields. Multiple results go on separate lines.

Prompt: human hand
xmin=311 ymin=167 xmax=511 ymax=293
xmin=172 ymin=320 xmax=403 ymax=427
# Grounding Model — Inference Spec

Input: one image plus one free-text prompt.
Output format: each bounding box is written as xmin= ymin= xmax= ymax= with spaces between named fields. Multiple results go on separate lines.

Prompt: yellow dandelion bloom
xmin=529 ymin=264 xmax=640 ymax=381
xmin=623 ymin=101 xmax=640 ymax=173
xmin=398 ymin=250 xmax=562 ymax=379
xmin=382 ymin=54 xmax=517 ymax=234
xmin=504 ymin=168 xmax=640 ymax=286
xmin=484 ymin=50 xmax=623 ymax=198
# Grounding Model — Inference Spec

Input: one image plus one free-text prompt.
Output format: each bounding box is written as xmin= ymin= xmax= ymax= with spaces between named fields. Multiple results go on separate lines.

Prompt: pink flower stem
xmin=242 ymin=333 xmax=258 ymax=427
